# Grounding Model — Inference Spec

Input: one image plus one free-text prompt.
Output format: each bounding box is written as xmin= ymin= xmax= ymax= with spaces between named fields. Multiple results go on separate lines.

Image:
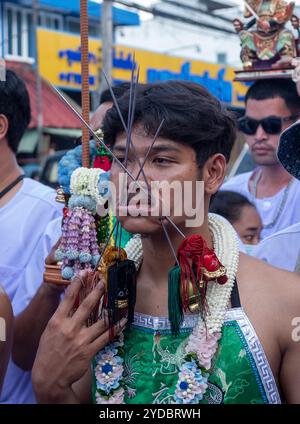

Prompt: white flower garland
xmin=70 ymin=167 xmax=107 ymax=206
xmin=95 ymin=214 xmax=239 ymax=404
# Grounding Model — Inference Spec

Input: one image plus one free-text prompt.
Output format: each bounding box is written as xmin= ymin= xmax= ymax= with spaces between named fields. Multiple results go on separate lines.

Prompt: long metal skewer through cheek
xmin=161 ymin=219 xmax=180 ymax=267
xmin=52 ymin=85 xmax=185 ymax=239
xmin=102 ymin=68 xmax=151 ymax=191
xmin=102 ymin=71 xmax=186 ymax=240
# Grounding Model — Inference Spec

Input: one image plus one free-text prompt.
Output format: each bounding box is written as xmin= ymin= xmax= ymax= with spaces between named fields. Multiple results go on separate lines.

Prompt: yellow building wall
xmin=37 ymin=28 xmax=247 ymax=107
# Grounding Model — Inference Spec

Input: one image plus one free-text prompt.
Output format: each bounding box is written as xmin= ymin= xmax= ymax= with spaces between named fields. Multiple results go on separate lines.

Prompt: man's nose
xmin=254 ymin=124 xmax=268 ymax=141
xmin=125 ymin=160 xmax=151 ymax=188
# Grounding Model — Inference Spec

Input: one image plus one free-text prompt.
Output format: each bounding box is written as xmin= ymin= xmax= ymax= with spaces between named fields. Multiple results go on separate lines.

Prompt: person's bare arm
xmin=72 ymin=368 xmax=93 ymax=404
xmin=279 ymin=274 xmax=300 ymax=403
xmin=280 ymin=336 xmax=300 ymax=403
xmin=12 ymin=282 xmax=65 ymax=371
xmin=12 ymin=240 xmax=66 ymax=371
xmin=32 ymin=272 xmax=127 ymax=404
xmin=0 ymin=286 xmax=13 ymax=394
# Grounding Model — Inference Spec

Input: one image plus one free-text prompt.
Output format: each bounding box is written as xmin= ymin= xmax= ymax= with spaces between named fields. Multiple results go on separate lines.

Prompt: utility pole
xmin=100 ymin=0 xmax=113 ymax=94
xmin=33 ymin=0 xmax=43 ymax=153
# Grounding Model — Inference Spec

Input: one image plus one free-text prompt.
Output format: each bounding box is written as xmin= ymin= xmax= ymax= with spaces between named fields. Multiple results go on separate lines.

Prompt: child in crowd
xmin=210 ymin=190 xmax=262 ymax=255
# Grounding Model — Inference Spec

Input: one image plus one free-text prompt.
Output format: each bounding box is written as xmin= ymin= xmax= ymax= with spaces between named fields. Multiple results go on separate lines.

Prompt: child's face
xmin=233 ymin=205 xmax=262 ymax=245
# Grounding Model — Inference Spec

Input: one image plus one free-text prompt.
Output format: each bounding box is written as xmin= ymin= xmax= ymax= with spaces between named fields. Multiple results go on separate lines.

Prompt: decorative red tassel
xmin=177 ymin=234 xmax=227 ymax=314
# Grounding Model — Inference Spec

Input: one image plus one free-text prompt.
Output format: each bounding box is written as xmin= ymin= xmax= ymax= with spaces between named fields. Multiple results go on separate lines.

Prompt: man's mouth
xmin=252 ymin=146 xmax=272 ymax=154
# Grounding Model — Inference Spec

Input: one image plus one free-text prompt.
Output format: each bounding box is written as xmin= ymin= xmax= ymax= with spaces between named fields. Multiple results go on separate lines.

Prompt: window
xmin=66 ymin=17 xmax=100 ymax=37
xmin=39 ymin=12 xmax=63 ymax=30
xmin=4 ymin=5 xmax=31 ymax=58
xmin=27 ymin=13 xmax=34 ymax=58
xmin=54 ymin=18 xmax=60 ymax=30
xmin=217 ymin=52 xmax=227 ymax=65
xmin=17 ymin=10 xmax=22 ymax=56
xmin=66 ymin=17 xmax=81 ymax=34
xmin=4 ymin=4 xmax=62 ymax=59
xmin=89 ymin=23 xmax=100 ymax=37
xmin=7 ymin=8 xmax=13 ymax=55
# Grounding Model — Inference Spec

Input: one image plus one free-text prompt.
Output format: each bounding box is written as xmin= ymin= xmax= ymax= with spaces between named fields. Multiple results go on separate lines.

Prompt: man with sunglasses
xmin=222 ymin=78 xmax=300 ymax=240
xmin=255 ymin=118 xmax=300 ymax=272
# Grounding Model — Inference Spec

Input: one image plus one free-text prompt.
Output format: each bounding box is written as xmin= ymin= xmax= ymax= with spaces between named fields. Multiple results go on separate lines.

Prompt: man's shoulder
xmin=21 ymin=178 xmax=60 ymax=210
xmin=221 ymin=172 xmax=252 ymax=191
xmin=239 ymin=253 xmax=300 ymax=313
xmin=290 ymin=178 xmax=300 ymax=196
xmin=255 ymin=222 xmax=300 ymax=271
xmin=259 ymin=222 xmax=300 ymax=246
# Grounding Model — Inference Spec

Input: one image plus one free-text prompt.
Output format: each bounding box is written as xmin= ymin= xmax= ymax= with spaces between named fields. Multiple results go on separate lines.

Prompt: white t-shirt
xmin=255 ymin=222 xmax=300 ymax=272
xmin=0 ymin=217 xmax=62 ymax=404
xmin=221 ymin=172 xmax=300 ymax=240
xmin=0 ymin=178 xmax=63 ymax=300
xmin=0 ymin=179 xmax=62 ymax=404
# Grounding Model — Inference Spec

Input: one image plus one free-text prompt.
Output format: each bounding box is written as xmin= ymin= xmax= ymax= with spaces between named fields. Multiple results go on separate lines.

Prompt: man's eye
xmin=114 ymin=157 xmax=126 ymax=164
xmin=153 ymin=157 xmax=172 ymax=165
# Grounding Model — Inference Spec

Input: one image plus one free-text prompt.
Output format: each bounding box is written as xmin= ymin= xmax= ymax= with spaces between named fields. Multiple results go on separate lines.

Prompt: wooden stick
xmin=80 ymin=0 xmax=90 ymax=168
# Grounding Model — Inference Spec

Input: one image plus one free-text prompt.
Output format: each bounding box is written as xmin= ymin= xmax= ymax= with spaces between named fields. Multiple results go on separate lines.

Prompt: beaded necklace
xmin=250 ymin=169 xmax=293 ymax=230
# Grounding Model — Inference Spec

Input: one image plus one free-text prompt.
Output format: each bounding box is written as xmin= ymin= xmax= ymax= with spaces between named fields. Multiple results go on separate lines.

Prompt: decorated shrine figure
xmin=291 ymin=14 xmax=300 ymax=55
xmin=236 ymin=0 xmax=296 ymax=68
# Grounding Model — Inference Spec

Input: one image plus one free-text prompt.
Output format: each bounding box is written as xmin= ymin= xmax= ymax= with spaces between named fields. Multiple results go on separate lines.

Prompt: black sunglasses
xmin=238 ymin=115 xmax=298 ymax=135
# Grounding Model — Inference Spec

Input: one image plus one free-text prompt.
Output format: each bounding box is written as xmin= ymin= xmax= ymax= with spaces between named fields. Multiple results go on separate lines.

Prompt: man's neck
xmin=0 ymin=147 xmax=23 ymax=206
xmin=134 ymin=215 xmax=213 ymax=318
xmin=141 ymin=218 xmax=212 ymax=285
xmin=0 ymin=154 xmax=21 ymax=190
xmin=252 ymin=164 xmax=293 ymax=198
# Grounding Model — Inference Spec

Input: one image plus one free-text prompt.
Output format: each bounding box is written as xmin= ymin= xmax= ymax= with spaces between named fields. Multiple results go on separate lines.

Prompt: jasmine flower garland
xmin=58 ymin=141 xmax=98 ymax=195
xmin=56 ymin=153 xmax=111 ymax=280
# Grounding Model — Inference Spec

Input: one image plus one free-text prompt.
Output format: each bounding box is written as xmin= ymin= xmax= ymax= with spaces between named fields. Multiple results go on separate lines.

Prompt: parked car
xmin=39 ymin=150 xmax=67 ymax=188
xmin=22 ymin=163 xmax=42 ymax=180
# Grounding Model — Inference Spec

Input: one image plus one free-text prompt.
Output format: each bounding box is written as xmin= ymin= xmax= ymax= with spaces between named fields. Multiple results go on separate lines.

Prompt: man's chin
xmin=117 ymin=215 xmax=164 ymax=235
xmin=251 ymin=155 xmax=278 ymax=167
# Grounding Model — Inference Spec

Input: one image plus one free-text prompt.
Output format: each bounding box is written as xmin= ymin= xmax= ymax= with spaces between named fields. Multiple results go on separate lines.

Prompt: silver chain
xmin=249 ymin=170 xmax=293 ymax=230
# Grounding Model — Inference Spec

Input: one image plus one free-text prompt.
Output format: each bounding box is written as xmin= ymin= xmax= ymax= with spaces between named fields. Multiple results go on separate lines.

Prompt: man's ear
xmin=202 ymin=154 xmax=227 ymax=195
xmin=0 ymin=114 xmax=9 ymax=141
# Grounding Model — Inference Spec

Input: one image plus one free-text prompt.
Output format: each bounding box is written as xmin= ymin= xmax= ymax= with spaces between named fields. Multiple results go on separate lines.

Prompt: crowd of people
xmin=1 ymin=66 xmax=300 ymax=404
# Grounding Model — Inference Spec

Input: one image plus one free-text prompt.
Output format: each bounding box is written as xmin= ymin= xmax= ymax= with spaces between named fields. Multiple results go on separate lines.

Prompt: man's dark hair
xmin=100 ymin=82 xmax=131 ymax=105
xmin=210 ymin=190 xmax=255 ymax=223
xmin=102 ymin=81 xmax=236 ymax=168
xmin=245 ymin=79 xmax=300 ymax=114
xmin=0 ymin=69 xmax=31 ymax=153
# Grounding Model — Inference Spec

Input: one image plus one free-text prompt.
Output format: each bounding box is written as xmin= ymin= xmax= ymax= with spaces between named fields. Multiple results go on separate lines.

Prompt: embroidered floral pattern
xmin=96 ymin=388 xmax=125 ymax=404
xmin=94 ymin=336 xmax=125 ymax=403
xmin=174 ymin=361 xmax=208 ymax=404
xmin=185 ymin=326 xmax=221 ymax=370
